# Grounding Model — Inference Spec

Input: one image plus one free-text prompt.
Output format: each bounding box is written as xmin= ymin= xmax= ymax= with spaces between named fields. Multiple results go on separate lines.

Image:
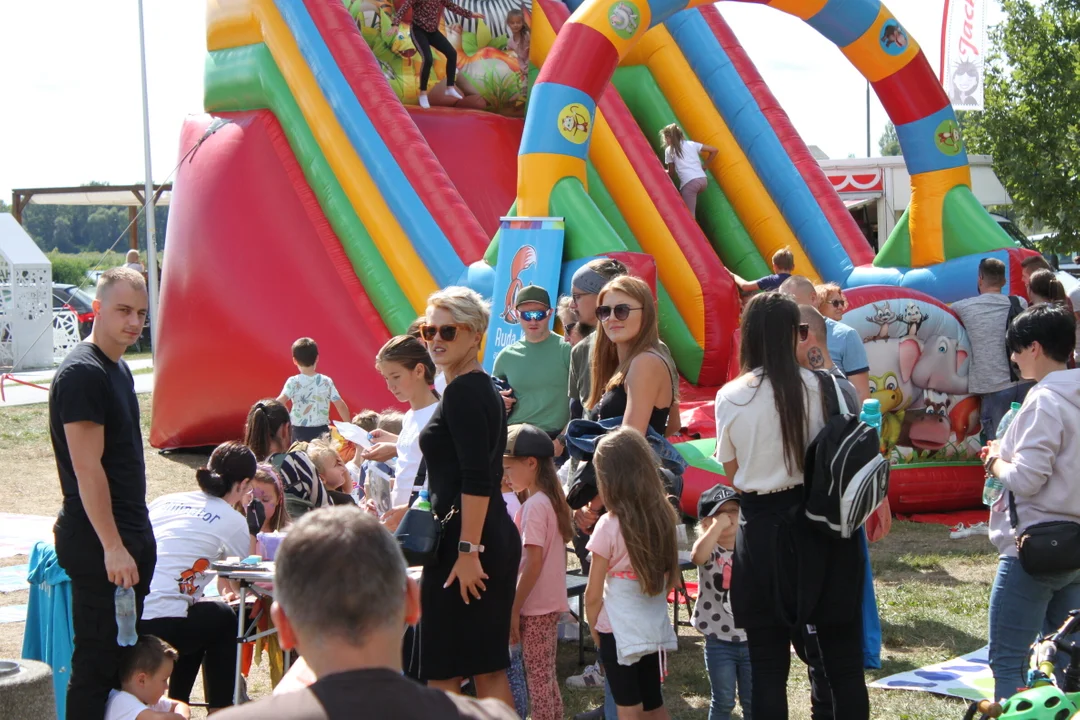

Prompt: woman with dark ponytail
xmin=140 ymin=441 xmax=257 ymax=712
xmin=244 ymin=399 xmax=292 ymax=463
xmin=244 ymin=398 xmax=330 ymax=518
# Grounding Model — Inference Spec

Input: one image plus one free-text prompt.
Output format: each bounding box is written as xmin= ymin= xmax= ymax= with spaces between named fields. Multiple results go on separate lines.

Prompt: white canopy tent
xmin=0 ymin=214 xmax=53 ymax=370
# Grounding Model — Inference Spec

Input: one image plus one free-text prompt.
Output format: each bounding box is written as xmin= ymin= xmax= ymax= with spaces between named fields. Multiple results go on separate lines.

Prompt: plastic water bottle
xmin=860 ymin=399 xmax=882 ymax=433
xmin=413 ymin=489 xmax=432 ymax=512
xmin=115 ymin=586 xmax=137 ymax=647
xmin=983 ymin=402 xmax=1022 ymax=506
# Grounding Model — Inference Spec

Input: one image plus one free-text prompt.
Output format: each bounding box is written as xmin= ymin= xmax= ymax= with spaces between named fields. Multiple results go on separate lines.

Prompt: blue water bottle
xmin=115 ymin=586 xmax=138 ymax=647
xmin=983 ymin=402 xmax=1022 ymax=506
xmin=860 ymin=399 xmax=882 ymax=433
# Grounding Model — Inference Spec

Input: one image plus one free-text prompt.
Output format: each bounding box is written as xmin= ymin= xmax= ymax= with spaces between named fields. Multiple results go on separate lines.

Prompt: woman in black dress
xmin=417 ymin=286 xmax=521 ymax=705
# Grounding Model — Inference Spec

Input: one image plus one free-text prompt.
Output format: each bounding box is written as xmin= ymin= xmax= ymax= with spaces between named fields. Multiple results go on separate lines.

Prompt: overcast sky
xmin=0 ymin=0 xmax=1002 ymax=199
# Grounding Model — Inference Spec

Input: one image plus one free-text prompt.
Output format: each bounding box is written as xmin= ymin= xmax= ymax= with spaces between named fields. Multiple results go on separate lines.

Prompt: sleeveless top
xmin=588 ymin=351 xmax=676 ymax=435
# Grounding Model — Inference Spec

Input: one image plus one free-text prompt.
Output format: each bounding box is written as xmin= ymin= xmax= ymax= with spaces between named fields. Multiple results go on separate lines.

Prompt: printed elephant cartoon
xmin=863 ymin=338 xmax=924 ymax=452
xmin=910 ymin=335 xmax=970 ymax=395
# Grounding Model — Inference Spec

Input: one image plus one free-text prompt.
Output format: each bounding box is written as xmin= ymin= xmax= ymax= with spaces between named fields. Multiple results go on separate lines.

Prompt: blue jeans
xmin=988 ymin=555 xmax=1080 ymax=701
xmin=705 ymin=636 xmax=752 ymax=720
xmin=981 ymin=383 xmax=1034 ymax=441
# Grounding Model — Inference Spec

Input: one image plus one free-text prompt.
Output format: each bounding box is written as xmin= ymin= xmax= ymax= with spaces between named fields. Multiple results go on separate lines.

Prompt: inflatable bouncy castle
xmin=153 ymin=0 xmax=1037 ymax=514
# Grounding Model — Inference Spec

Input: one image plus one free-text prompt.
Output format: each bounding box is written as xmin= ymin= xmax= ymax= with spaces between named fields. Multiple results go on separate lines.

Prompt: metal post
xmin=137 ymin=0 xmax=160 ymax=353
xmin=864 ymin=79 xmax=872 ymax=156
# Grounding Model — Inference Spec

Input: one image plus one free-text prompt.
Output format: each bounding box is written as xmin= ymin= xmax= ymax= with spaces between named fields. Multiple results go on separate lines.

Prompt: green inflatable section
xmin=205 ymin=44 xmax=415 ymax=334
xmin=550 ymin=177 xmax=704 ymax=384
xmin=875 ymin=185 xmax=1017 ymax=268
xmin=674 ymin=438 xmax=724 ymax=475
xmin=611 ymin=66 xmax=769 ymax=281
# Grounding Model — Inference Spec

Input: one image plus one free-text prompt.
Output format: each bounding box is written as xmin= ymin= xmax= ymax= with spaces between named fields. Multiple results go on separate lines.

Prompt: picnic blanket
xmin=0 ymin=604 xmax=28 ymax=624
xmin=0 ymin=564 xmax=29 ymax=593
xmin=868 ymin=645 xmax=993 ymax=700
xmin=0 ymin=513 xmax=55 ymax=558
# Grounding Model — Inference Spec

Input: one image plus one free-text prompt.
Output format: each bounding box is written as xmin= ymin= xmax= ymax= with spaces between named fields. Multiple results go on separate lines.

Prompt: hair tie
xmin=255 ymin=402 xmax=266 ymax=412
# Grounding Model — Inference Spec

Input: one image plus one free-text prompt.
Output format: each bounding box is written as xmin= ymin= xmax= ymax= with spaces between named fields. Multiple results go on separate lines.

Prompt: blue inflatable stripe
xmin=564 ymin=0 xmax=586 ymax=11
xmin=518 ymin=83 xmax=596 ymax=160
xmin=895 ymin=105 xmax=970 ymax=175
xmin=274 ymin=0 xmax=464 ymax=286
xmin=648 ymin=0 xmax=690 ymax=28
xmin=667 ymin=11 xmax=852 ymax=282
xmin=806 ymin=0 xmax=881 ymax=48
xmin=845 ymin=250 xmax=1012 ymax=303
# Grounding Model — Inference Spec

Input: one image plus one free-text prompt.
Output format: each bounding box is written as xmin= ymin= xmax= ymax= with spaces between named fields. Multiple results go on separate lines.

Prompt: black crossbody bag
xmin=1008 ymin=491 xmax=1080 ymax=575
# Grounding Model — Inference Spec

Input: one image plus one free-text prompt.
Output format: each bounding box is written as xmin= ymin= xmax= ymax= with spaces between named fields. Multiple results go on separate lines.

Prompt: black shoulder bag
xmin=1008 ymin=491 xmax=1080 ymax=575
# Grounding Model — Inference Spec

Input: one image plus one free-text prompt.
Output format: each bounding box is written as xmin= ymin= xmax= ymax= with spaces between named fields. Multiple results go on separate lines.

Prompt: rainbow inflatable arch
xmin=154 ymin=0 xmax=1033 ymax=512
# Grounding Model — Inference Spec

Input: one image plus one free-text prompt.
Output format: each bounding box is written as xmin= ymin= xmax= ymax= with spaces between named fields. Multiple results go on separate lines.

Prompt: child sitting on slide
xmin=391 ymin=0 xmax=484 ymax=109
xmin=733 ymin=246 xmax=795 ymax=294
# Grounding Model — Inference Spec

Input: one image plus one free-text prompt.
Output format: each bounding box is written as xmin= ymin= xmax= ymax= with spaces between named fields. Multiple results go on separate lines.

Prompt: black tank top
xmin=590 ymin=384 xmax=670 ymax=435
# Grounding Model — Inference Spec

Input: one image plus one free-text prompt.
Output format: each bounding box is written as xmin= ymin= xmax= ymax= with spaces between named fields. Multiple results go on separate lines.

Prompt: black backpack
xmin=803 ymin=371 xmax=890 ymax=539
xmin=1006 ymin=296 xmax=1024 ymax=382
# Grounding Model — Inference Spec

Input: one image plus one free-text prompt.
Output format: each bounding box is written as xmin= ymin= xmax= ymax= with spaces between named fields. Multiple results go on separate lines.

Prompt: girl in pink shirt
xmin=585 ymin=426 xmax=680 ymax=718
xmin=503 ymin=424 xmax=574 ymax=720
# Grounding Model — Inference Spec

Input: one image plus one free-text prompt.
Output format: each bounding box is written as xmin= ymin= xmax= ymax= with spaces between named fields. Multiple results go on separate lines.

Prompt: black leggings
xmin=141 ymin=601 xmax=239 ymax=709
xmin=411 ymin=28 xmax=456 ymax=91
xmin=746 ymin=619 xmax=868 ymax=720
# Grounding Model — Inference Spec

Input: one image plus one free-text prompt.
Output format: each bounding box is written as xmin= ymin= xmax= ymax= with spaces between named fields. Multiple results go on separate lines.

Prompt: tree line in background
xmin=0 ymin=184 xmax=168 ymax=255
xmin=878 ymin=0 xmax=1079 ymax=253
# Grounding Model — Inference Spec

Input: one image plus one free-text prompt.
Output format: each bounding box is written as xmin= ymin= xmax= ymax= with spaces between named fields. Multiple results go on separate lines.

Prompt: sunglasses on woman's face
xmin=420 ymin=323 xmax=466 ymax=342
xmin=595 ymin=304 xmax=643 ymax=322
xmin=798 ymin=323 xmax=810 ymax=342
xmin=828 ymin=298 xmax=847 ymax=309
xmin=519 ymin=309 xmax=548 ymax=322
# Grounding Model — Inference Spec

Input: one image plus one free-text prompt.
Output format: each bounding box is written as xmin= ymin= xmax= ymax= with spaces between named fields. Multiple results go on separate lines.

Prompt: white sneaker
xmin=446 ymin=86 xmax=464 ymax=100
xmin=418 ymin=94 xmax=430 ymax=109
xmin=949 ymin=521 xmax=988 ymax=539
xmin=566 ymin=662 xmax=605 ymax=689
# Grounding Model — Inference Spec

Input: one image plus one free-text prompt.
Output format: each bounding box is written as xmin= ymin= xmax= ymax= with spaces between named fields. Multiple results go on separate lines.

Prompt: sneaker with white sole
xmin=949 ymin=521 xmax=988 ymax=539
xmin=566 ymin=661 xmax=605 ymax=689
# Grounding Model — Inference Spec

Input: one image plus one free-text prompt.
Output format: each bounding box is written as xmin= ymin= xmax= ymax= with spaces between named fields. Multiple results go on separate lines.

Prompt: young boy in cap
xmin=493 ymin=285 xmax=572 ymax=452
xmin=691 ymin=484 xmax=751 ymax=720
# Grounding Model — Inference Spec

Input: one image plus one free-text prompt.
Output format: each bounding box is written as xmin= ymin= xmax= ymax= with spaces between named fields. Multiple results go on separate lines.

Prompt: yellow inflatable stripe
xmin=207 ymin=0 xmax=261 ymax=49
xmin=909 ymin=165 xmax=970 ymax=267
xmin=591 ymin=107 xmax=706 ymax=345
xmin=840 ymin=5 xmax=920 ymax=83
xmin=206 ymin=0 xmax=435 ymax=313
xmin=626 ymin=27 xmax=821 ymax=284
xmin=518 ymin=154 xmax=587 ymax=216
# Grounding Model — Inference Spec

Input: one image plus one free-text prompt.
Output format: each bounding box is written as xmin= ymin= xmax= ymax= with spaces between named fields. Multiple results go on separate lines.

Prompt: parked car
xmin=52 ymin=284 xmax=96 ymax=339
xmin=991 ymin=215 xmax=1061 ymax=270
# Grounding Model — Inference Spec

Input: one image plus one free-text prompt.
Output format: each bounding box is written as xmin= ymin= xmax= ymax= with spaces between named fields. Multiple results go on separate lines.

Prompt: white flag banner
xmin=940 ymin=0 xmax=987 ymax=111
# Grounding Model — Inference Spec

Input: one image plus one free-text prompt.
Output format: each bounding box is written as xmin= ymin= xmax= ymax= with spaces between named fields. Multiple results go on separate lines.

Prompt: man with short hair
xmin=1020 ymin=254 xmax=1052 ymax=291
xmin=781 ymin=275 xmax=870 ymax=402
xmin=50 ymin=267 xmax=158 ymax=720
xmin=215 ymin=508 xmax=517 ymax=720
xmin=797 ymin=305 xmax=859 ymax=410
xmin=493 ymin=285 xmax=571 ymax=449
xmin=952 ymin=258 xmax=1034 ymax=440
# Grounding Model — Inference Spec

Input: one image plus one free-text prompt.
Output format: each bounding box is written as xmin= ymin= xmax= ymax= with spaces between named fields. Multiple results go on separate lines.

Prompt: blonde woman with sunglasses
xmin=414 ymin=286 xmax=521 ymax=708
xmin=815 ymin=282 xmax=848 ymax=322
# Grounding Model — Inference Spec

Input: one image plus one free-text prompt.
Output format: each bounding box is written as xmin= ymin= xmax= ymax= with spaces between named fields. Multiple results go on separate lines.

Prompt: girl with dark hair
xmin=660 ymin=123 xmax=718 ymax=217
xmin=1027 ymin=268 xmax=1068 ymax=307
xmin=714 ymin=292 xmax=868 ymax=719
xmin=362 ymin=335 xmax=442 ymax=530
xmin=244 ymin=399 xmax=292 ymax=463
xmin=140 ymin=441 xmax=256 ymax=712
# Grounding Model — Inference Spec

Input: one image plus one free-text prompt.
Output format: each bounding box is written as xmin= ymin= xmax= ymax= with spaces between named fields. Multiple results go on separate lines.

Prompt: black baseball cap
xmin=505 ymin=424 xmax=555 ymax=458
xmin=697 ymin=483 xmax=740 ymax=519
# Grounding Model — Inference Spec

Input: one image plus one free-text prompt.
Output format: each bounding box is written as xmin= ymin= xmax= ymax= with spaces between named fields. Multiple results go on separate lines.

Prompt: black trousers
xmin=291 ymin=424 xmax=329 ymax=443
xmin=141 ymin=601 xmax=240 ymax=709
xmin=746 ymin=619 xmax=868 ymax=720
xmin=411 ymin=28 xmax=457 ymax=91
xmin=55 ymin=523 xmax=156 ymax=720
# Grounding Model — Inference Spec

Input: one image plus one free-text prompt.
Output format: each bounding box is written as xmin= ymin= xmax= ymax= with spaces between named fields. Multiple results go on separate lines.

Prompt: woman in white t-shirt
xmin=661 ymin=123 xmax=718 ymax=217
xmin=363 ymin=335 xmax=440 ymax=530
xmin=714 ymin=292 xmax=868 ymax=719
xmin=140 ymin=441 xmax=256 ymax=713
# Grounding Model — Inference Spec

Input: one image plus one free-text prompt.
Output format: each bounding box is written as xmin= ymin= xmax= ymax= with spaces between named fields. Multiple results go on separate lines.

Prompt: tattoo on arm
xmin=808 ymin=347 xmax=825 ymax=369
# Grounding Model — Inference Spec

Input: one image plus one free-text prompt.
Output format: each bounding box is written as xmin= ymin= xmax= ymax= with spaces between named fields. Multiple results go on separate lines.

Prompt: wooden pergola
xmin=11 ymin=183 xmax=172 ymax=251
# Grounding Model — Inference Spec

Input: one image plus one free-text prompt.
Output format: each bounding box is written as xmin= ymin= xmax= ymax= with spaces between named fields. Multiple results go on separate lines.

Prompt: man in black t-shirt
xmin=49 ymin=267 xmax=157 ymax=720
xmin=216 ymin=508 xmax=517 ymax=720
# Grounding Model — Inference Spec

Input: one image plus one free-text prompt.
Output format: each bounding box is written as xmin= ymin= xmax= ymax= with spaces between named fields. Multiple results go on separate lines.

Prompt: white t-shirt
xmin=664 ymin=140 xmax=706 ymax=187
xmin=123 ymin=262 xmax=145 ymax=273
xmin=105 ymin=689 xmax=171 ymax=720
xmin=714 ymin=368 xmax=827 ymax=494
xmin=390 ymin=403 xmax=438 ymax=507
xmin=503 ymin=491 xmax=522 ymax=520
xmin=143 ymin=491 xmax=251 ymax=620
